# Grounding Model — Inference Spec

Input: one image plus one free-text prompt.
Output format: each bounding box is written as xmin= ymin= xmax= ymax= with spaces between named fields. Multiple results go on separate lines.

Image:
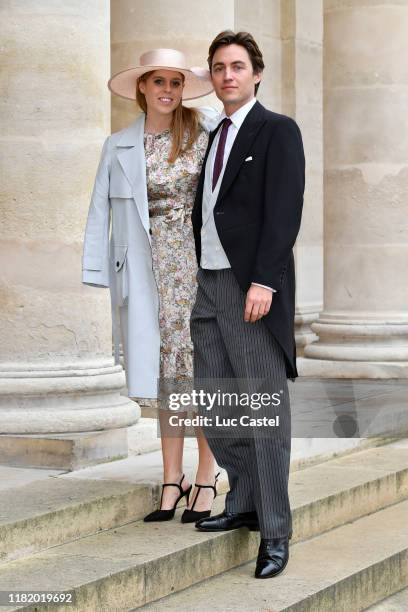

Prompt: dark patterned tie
xmin=212 ymin=118 xmax=232 ymax=191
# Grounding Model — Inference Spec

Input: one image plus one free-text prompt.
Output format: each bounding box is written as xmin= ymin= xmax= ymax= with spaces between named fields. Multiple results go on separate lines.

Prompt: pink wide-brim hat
xmin=108 ymin=48 xmax=213 ymax=101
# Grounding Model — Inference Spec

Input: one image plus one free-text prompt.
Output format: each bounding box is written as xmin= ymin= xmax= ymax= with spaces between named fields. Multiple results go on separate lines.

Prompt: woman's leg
xmin=186 ymin=424 xmax=217 ymax=511
xmin=158 ymin=409 xmax=191 ymax=509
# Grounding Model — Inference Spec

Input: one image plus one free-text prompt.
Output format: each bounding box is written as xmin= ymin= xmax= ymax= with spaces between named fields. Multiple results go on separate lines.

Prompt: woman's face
xmin=138 ymin=69 xmax=184 ymax=115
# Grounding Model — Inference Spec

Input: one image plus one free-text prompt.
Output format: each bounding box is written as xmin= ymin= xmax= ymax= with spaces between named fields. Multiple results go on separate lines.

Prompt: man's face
xmin=210 ymin=43 xmax=261 ymax=114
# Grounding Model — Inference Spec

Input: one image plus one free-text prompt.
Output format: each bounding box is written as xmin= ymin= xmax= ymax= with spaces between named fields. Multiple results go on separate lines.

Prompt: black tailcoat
xmin=192 ymin=100 xmax=305 ymax=378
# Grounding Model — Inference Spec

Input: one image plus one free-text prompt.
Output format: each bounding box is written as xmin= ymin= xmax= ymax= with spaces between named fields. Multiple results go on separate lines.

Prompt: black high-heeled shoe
xmin=181 ymin=472 xmax=220 ymax=524
xmin=144 ymin=474 xmax=192 ymax=522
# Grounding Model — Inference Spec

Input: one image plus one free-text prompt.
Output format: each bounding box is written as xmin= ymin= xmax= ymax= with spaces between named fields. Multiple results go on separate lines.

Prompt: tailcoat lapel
xmin=216 ymin=100 xmax=266 ymax=204
xmin=193 ymin=101 xmax=267 ymax=227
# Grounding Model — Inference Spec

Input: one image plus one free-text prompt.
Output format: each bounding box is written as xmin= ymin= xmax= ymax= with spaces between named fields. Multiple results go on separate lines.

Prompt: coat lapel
xmin=216 ymin=101 xmax=266 ymax=204
xmin=116 ymin=114 xmax=150 ymax=235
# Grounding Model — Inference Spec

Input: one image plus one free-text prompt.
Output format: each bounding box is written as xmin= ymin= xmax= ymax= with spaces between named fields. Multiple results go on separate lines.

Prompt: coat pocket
xmin=112 ymin=245 xmax=129 ymax=306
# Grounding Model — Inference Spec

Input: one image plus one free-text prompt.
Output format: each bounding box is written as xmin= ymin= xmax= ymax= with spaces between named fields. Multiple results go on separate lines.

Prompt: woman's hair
xmin=136 ymin=71 xmax=200 ymax=164
xmin=207 ymin=30 xmax=264 ymax=95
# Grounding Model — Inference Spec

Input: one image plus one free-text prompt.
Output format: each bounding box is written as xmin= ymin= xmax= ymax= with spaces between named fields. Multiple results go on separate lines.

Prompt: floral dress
xmin=144 ymin=126 xmax=209 ymax=380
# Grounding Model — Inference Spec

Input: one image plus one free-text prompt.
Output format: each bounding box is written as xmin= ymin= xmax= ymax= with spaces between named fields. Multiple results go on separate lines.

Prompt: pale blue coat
xmin=82 ymin=108 xmax=219 ymax=398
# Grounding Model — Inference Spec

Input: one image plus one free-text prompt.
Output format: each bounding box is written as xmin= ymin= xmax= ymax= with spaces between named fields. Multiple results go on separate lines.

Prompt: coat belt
xmin=148 ymin=206 xmax=191 ymax=223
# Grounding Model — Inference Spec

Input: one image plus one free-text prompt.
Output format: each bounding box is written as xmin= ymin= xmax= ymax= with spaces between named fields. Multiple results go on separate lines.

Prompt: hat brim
xmin=108 ymin=65 xmax=213 ymax=101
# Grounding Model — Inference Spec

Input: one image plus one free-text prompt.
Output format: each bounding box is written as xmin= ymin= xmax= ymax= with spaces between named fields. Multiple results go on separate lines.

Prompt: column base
xmin=295 ymin=306 xmax=321 ymax=356
xmin=298 ymin=357 xmax=408 ymax=379
xmin=0 ymin=428 xmax=128 ymax=470
xmin=301 ymin=316 xmax=408 ymax=377
xmin=0 ymin=359 xmax=139 ymax=434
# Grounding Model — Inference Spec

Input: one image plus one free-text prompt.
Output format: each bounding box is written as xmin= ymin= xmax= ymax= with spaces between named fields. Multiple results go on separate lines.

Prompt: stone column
xmin=235 ymin=1 xmax=323 ymax=353
xmin=301 ymin=0 xmax=408 ymax=377
xmin=0 ymin=1 xmax=138 ymax=468
xmin=280 ymin=0 xmax=323 ymax=352
xmin=234 ymin=0 xmax=282 ymax=109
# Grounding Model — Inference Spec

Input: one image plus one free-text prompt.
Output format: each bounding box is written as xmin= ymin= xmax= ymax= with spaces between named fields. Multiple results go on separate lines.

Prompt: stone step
xmin=142 ymin=499 xmax=408 ymax=612
xmin=0 ymin=430 xmax=366 ymax=563
xmin=0 ymin=442 xmax=230 ymax=565
xmin=126 ymin=418 xmax=161 ymax=455
xmin=0 ymin=443 xmax=407 ymax=611
xmin=1 ymin=441 xmax=405 ymax=566
xmin=0 ymin=478 xmax=154 ymax=565
xmin=367 ymin=587 xmax=408 ymax=610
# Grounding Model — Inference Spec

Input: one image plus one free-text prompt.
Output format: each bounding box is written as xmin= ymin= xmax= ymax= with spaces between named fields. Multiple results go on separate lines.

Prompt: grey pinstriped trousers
xmin=190 ymin=268 xmax=292 ymax=539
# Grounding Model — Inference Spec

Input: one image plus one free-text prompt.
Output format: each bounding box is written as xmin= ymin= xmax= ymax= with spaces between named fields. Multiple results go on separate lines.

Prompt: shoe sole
xmin=143 ymin=515 xmax=175 ymax=522
xmin=196 ymin=521 xmax=260 ymax=532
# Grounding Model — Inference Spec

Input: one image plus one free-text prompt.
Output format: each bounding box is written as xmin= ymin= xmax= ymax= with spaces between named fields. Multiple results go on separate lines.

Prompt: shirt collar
xmin=219 ymin=97 xmax=257 ymax=130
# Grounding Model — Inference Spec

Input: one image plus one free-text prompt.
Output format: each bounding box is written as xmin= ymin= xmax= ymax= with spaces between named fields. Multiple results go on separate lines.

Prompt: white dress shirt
xmin=200 ymin=97 xmax=275 ymax=292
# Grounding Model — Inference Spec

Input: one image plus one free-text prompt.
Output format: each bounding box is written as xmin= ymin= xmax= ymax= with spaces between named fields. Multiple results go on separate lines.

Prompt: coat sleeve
xmin=251 ymin=117 xmax=305 ymax=292
xmin=82 ymin=136 xmax=111 ymax=288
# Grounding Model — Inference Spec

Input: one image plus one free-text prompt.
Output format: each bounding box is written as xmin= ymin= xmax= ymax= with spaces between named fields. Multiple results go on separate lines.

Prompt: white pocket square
xmin=245 ymin=156 xmax=253 ymax=162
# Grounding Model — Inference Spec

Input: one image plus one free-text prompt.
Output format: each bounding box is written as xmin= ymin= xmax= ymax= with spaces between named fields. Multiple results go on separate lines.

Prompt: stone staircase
xmin=0 ymin=440 xmax=407 ymax=611
xmin=368 ymin=587 xmax=408 ymax=610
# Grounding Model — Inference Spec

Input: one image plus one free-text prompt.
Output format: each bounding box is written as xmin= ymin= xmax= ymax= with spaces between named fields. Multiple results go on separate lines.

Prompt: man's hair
xmin=207 ymin=30 xmax=265 ymax=95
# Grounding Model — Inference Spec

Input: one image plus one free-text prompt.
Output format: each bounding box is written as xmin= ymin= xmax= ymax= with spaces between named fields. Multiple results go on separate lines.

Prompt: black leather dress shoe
xmin=255 ymin=537 xmax=289 ymax=578
xmin=195 ymin=510 xmax=259 ymax=532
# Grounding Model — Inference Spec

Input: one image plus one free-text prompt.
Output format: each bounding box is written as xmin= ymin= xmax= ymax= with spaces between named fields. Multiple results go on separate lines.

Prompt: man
xmin=190 ymin=31 xmax=305 ymax=578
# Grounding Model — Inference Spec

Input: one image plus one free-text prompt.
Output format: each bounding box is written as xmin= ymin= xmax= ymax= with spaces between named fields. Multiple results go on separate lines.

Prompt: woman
xmin=82 ymin=49 xmax=220 ymax=523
